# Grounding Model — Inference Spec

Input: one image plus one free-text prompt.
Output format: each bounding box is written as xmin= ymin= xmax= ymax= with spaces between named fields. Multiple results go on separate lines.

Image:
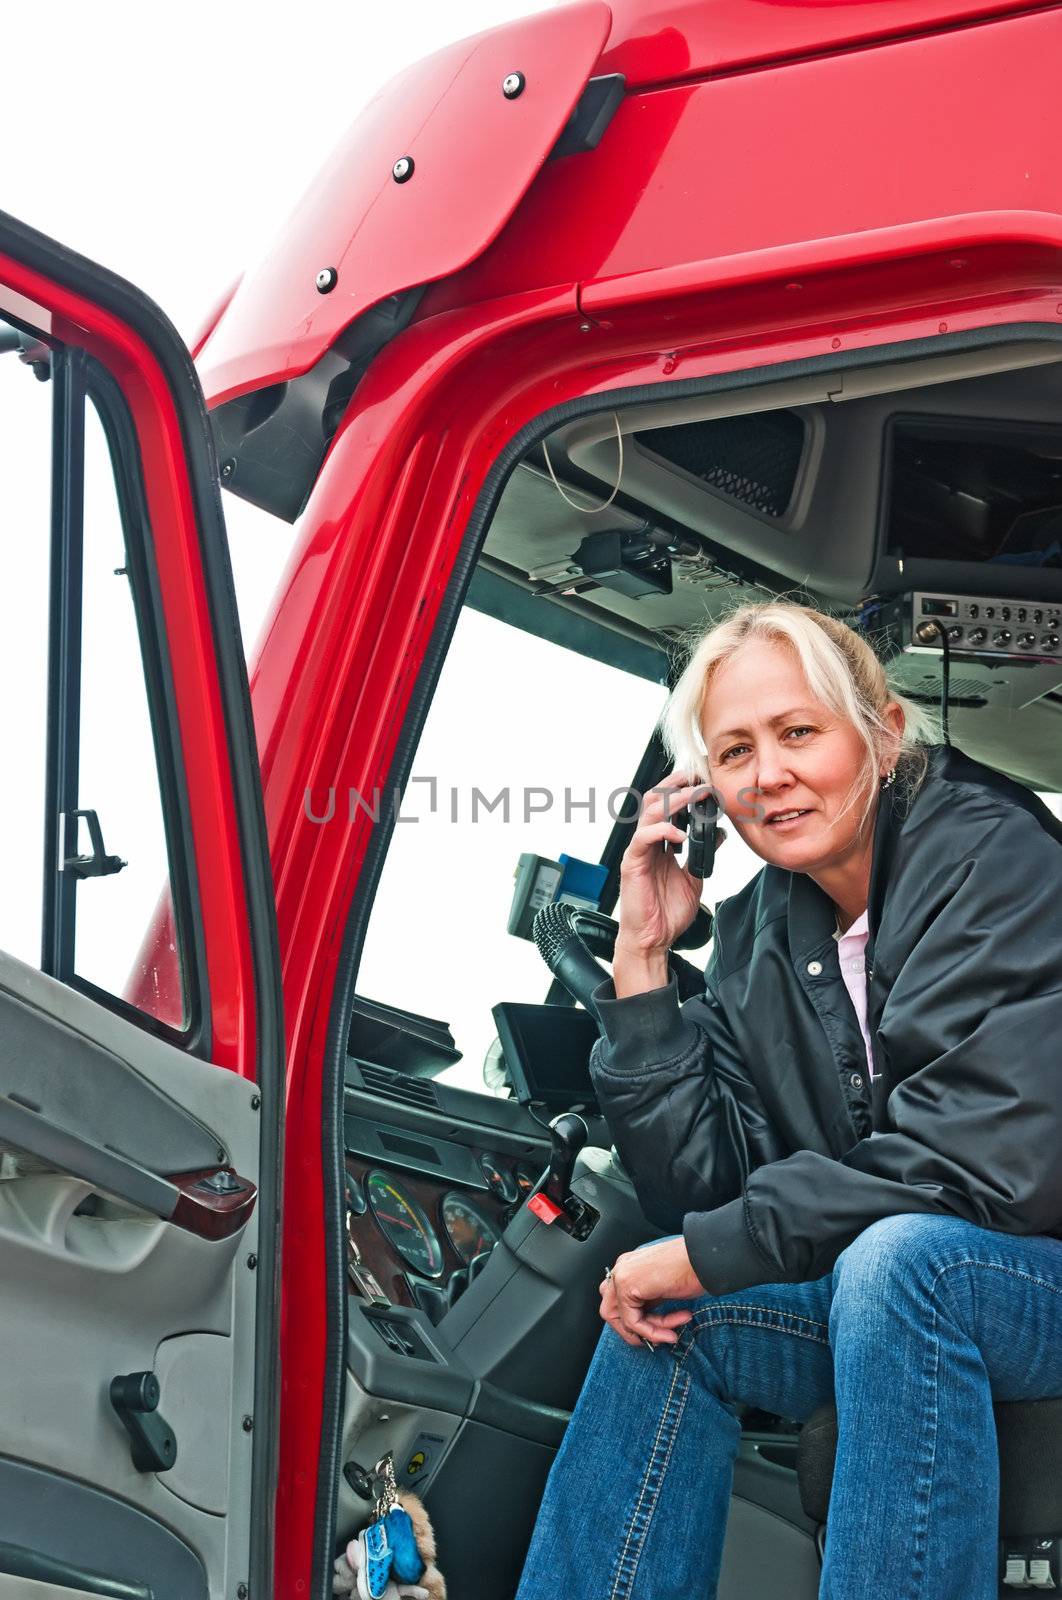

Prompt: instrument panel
xmin=345 ymin=1151 xmax=544 ymax=1309
xmin=366 ymin=1170 xmax=446 ymax=1278
xmin=441 ymin=1192 xmax=501 ymax=1265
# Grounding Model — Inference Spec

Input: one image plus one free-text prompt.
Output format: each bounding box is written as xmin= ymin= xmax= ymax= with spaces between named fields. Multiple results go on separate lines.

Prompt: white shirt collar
xmin=832 ymin=908 xmax=870 ymax=943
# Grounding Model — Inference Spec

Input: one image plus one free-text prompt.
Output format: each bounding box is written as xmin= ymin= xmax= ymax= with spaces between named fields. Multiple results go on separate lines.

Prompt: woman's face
xmin=700 ymin=638 xmax=886 ymax=878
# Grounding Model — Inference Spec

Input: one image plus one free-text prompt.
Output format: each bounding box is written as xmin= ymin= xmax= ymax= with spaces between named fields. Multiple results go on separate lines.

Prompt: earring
xmin=880 ymin=768 xmax=896 ymax=789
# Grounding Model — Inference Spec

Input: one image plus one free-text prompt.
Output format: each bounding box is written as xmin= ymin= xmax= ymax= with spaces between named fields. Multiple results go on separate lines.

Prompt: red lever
xmin=527 ymin=1192 xmax=565 ymax=1225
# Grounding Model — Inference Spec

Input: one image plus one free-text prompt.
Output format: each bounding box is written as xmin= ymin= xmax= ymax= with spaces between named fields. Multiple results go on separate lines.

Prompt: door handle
xmin=0 ymin=1093 xmax=255 ymax=1240
xmin=62 ymin=809 xmax=126 ymax=879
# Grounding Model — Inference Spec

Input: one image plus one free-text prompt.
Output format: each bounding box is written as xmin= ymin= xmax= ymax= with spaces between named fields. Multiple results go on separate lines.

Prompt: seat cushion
xmin=796 ymin=1398 xmax=1062 ymax=1536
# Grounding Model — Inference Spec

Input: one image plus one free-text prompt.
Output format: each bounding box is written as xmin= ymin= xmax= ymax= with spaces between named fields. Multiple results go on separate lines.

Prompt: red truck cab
xmin=2 ymin=2 xmax=1062 ymax=1595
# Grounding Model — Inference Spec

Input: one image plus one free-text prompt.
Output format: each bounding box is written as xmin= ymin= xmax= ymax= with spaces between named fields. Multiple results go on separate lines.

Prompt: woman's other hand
xmin=598 ymin=1236 xmax=703 ymax=1347
xmin=614 ymin=771 xmax=722 ymax=995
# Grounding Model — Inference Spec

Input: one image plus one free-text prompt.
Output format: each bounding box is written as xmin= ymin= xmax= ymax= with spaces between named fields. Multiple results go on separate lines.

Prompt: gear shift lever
xmin=527 ymin=1112 xmax=590 ymax=1229
xmin=543 ymin=1112 xmax=588 ymax=1208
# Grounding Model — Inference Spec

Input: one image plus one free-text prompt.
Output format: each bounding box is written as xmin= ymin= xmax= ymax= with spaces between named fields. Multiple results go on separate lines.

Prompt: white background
xmin=0 ymin=0 xmax=552 ymax=655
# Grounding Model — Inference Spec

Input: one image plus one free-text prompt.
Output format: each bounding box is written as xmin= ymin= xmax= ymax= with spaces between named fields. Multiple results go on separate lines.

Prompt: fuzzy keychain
xmin=333 ymin=1457 xmax=446 ymax=1600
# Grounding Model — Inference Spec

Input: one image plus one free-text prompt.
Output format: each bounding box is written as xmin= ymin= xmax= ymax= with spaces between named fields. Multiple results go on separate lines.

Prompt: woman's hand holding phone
xmin=613 ymin=771 xmax=722 ymax=997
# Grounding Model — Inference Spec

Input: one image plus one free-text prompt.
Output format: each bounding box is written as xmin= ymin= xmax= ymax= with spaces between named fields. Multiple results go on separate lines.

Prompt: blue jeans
xmin=516 ymin=1215 xmax=1062 ymax=1600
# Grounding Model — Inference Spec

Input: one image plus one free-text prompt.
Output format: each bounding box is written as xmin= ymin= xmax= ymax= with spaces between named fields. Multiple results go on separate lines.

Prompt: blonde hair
xmin=661 ymin=601 xmax=936 ymax=832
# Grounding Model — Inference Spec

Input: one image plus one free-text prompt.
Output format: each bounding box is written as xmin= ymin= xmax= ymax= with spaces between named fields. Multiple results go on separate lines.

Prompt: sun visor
xmin=197 ymin=2 xmax=611 ymax=412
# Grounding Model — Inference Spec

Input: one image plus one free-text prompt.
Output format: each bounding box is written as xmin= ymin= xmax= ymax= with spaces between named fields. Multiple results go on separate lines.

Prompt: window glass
xmin=355 ymin=606 xmax=670 ymax=1092
xmin=73 ymin=397 xmax=185 ymax=1025
xmin=0 ymin=321 xmax=189 ymax=1030
xmin=224 ymin=491 xmax=297 ymax=662
xmin=0 ymin=323 xmax=51 ymax=967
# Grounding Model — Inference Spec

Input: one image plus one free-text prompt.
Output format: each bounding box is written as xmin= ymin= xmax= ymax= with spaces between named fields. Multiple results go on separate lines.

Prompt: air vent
xmin=356 ymin=1063 xmax=441 ymax=1110
xmin=636 ymin=411 xmax=805 ymax=518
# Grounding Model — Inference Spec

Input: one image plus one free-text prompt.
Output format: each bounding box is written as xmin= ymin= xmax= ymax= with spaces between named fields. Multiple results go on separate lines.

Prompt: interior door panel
xmin=0 ymin=1459 xmax=209 ymax=1599
xmin=0 ymin=985 xmax=225 ymax=1172
xmin=0 ymin=954 xmax=259 ymax=1600
xmin=0 ymin=1581 xmax=134 ymax=1600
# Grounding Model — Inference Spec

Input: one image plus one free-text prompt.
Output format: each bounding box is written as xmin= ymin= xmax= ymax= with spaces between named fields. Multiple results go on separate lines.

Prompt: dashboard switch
xmin=527 ymin=1193 xmax=565 ymax=1225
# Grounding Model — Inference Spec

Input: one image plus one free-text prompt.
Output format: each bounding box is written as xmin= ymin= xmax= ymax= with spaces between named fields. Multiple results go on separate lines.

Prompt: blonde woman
xmin=517 ymin=602 xmax=1062 ymax=1600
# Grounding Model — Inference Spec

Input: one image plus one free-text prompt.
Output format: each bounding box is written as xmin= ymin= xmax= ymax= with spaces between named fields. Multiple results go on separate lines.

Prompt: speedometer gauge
xmin=441 ymin=1193 xmax=502 ymax=1265
xmin=366 ymin=1171 xmax=444 ymax=1278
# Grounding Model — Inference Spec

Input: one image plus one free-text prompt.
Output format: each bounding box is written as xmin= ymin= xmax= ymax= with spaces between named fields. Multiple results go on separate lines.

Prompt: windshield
xmin=355 ymin=607 xmax=671 ymax=1090
xmin=223 ymin=494 xmax=1062 ymax=1100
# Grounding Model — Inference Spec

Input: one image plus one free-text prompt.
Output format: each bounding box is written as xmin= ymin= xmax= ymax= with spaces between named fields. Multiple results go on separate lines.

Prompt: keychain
xmin=333 ymin=1453 xmax=447 ymax=1600
xmin=366 ymin=1455 xmax=425 ymax=1596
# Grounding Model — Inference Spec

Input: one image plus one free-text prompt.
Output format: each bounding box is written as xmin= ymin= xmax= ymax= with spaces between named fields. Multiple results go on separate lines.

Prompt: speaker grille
xmin=636 ymin=411 xmax=805 ymax=518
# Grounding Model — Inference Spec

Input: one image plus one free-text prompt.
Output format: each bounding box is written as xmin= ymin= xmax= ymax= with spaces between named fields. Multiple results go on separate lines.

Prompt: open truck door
xmin=0 ymin=210 xmax=282 ymax=1600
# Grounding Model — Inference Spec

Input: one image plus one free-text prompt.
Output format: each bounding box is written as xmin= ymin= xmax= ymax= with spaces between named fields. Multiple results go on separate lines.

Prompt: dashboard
xmin=344 ymin=1149 xmax=545 ymax=1317
xmin=342 ymin=1052 xmax=610 ymax=1321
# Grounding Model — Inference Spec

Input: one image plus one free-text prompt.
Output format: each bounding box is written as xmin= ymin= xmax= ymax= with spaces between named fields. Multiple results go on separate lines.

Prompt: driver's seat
xmin=797 ymin=1399 xmax=1062 ymax=1591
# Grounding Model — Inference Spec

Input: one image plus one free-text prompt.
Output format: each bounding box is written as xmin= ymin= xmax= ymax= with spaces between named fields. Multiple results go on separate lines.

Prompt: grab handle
xmin=0 ymin=1092 xmax=255 ymax=1240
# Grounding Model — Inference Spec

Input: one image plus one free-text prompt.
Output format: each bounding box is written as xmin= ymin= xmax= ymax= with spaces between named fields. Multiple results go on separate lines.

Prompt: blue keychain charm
xmin=358 ymin=1453 xmax=426 ymax=1597
xmin=357 ymin=1518 xmax=394 ymax=1600
xmin=384 ymin=1504 xmax=425 ymax=1586
xmin=334 ymin=1451 xmax=440 ymax=1599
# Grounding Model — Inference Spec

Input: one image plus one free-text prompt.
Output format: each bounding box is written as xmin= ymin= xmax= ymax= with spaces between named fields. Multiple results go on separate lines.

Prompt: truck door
xmin=0 ymin=210 xmax=283 ymax=1600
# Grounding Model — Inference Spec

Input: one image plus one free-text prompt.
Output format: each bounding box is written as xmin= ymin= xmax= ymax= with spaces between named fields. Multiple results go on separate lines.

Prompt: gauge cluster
xmin=344 ymin=1149 xmax=546 ymax=1311
xmin=441 ymin=1193 xmax=501 ymax=1266
xmin=366 ymin=1170 xmax=446 ymax=1278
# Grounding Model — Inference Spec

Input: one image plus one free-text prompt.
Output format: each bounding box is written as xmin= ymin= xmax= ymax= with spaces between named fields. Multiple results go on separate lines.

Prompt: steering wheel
xmin=531 ymin=902 xmax=711 ymax=1019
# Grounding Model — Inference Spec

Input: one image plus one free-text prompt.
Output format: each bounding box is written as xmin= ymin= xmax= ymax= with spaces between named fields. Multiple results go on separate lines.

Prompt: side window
xmin=0 ymin=317 xmax=193 ymax=1033
xmin=72 ymin=399 xmax=182 ymax=1020
xmin=0 ymin=321 xmax=51 ymax=970
xmin=355 ymin=603 xmax=669 ymax=1091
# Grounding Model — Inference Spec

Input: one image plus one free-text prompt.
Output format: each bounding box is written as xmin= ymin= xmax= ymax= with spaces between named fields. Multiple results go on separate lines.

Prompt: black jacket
xmin=589 ymin=745 xmax=1062 ymax=1295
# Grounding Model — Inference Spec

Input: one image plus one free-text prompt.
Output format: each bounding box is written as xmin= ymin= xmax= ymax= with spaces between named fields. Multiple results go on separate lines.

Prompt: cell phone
xmin=671 ymin=793 xmax=720 ymax=879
